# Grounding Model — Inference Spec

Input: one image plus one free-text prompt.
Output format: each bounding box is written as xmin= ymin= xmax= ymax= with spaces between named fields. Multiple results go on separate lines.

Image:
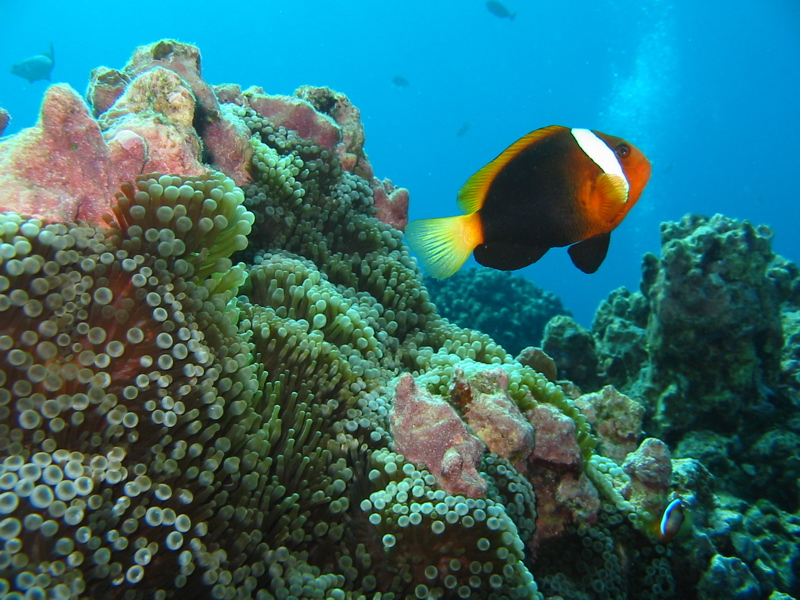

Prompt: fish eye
xmin=616 ymin=144 xmax=630 ymax=158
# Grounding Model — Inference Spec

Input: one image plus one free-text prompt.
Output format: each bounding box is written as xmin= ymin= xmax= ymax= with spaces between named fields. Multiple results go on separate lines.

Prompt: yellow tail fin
xmin=405 ymin=213 xmax=484 ymax=278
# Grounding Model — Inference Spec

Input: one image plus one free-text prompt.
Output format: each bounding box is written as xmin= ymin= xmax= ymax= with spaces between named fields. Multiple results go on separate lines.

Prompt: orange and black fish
xmin=405 ymin=125 xmax=651 ymax=277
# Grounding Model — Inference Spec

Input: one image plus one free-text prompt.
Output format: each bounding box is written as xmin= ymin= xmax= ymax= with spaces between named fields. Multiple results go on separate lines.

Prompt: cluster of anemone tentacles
xmin=0 ymin=154 xmax=536 ymax=600
xmin=0 ymin=106 xmax=677 ymax=600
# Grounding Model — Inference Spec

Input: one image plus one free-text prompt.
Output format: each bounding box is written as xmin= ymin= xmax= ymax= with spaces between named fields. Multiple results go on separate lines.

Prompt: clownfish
xmin=656 ymin=498 xmax=686 ymax=543
xmin=405 ymin=125 xmax=651 ymax=278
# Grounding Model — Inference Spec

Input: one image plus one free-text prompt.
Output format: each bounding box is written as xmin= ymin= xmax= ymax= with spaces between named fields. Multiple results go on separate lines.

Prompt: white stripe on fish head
xmin=570 ymin=128 xmax=630 ymax=202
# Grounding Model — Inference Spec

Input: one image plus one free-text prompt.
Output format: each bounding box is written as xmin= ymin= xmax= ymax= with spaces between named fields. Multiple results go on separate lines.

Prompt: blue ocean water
xmin=1 ymin=0 xmax=798 ymax=326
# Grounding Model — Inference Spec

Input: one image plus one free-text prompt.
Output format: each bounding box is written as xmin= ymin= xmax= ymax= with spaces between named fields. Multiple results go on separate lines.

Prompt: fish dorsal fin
xmin=457 ymin=125 xmax=567 ymax=214
xmin=596 ymin=173 xmax=629 ymax=222
xmin=567 ymin=232 xmax=611 ymax=273
xmin=473 ymin=242 xmax=549 ymax=271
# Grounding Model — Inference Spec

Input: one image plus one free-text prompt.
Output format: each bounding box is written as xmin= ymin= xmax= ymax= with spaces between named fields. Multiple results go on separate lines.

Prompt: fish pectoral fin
xmin=567 ymin=232 xmax=611 ymax=273
xmin=474 ymin=243 xmax=548 ymax=271
xmin=596 ymin=173 xmax=629 ymax=222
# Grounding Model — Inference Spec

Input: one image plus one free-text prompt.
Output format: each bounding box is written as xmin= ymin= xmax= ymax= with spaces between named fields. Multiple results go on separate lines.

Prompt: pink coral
xmin=99 ymin=67 xmax=206 ymax=177
xmin=525 ymin=404 xmax=600 ymax=551
xmin=0 ymin=41 xmax=255 ymax=227
xmin=0 ymin=108 xmax=10 ymax=136
xmin=295 ymin=85 xmax=370 ymax=179
xmin=125 ymin=40 xmax=218 ymax=116
xmin=244 ymin=90 xmax=341 ymax=152
xmin=528 ymin=404 xmax=582 ymax=468
xmin=451 ymin=368 xmax=535 ymax=463
xmin=575 ymin=385 xmax=644 ymax=463
xmin=93 ymin=39 xmax=253 ymax=186
xmin=86 ymin=67 xmax=130 ymax=116
xmin=0 ymin=39 xmax=408 ymax=232
xmin=0 ymin=84 xmax=116 ymax=225
xmin=390 ymin=374 xmax=487 ymax=497
xmin=371 ymin=178 xmax=410 ymax=231
xmin=621 ymin=437 xmax=672 ymax=517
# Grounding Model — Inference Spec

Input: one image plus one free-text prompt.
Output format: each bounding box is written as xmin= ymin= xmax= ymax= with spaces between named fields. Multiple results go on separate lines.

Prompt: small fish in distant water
xmin=456 ymin=122 xmax=470 ymax=137
xmin=486 ymin=1 xmax=515 ymax=20
xmin=11 ymin=43 xmax=54 ymax=83
xmin=656 ymin=498 xmax=686 ymax=543
xmin=392 ymin=75 xmax=409 ymax=87
xmin=405 ymin=125 xmax=651 ymax=277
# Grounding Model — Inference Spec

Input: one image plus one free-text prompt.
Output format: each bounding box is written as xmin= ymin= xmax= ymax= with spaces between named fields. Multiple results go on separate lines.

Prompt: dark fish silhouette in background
xmin=391 ymin=75 xmax=409 ymax=87
xmin=486 ymin=1 xmax=515 ymax=20
xmin=456 ymin=122 xmax=471 ymax=137
xmin=11 ymin=43 xmax=55 ymax=83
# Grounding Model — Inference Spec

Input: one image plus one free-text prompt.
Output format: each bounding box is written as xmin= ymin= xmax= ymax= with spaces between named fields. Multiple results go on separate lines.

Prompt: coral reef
xmin=425 ymin=267 xmax=570 ymax=356
xmin=544 ymin=214 xmax=800 ymax=497
xmin=1 ymin=39 xmax=794 ymax=600
xmin=544 ymin=213 xmax=800 ymax=597
xmin=0 ymin=39 xmax=545 ymax=600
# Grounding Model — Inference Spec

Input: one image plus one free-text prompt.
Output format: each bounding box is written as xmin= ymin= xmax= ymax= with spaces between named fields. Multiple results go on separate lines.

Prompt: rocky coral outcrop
xmin=546 ymin=214 xmax=800 ymax=513
xmin=540 ymin=213 xmax=800 ymax=598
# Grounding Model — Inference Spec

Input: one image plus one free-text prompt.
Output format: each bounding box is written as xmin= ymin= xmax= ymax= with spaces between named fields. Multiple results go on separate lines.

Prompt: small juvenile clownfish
xmin=656 ymin=498 xmax=686 ymax=543
xmin=405 ymin=125 xmax=651 ymax=278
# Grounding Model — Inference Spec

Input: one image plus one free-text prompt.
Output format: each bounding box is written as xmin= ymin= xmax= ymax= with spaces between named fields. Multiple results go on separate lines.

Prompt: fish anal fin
xmin=568 ymin=232 xmax=611 ymax=273
xmin=596 ymin=173 xmax=628 ymax=222
xmin=474 ymin=243 xmax=548 ymax=271
xmin=406 ymin=213 xmax=484 ymax=278
xmin=457 ymin=125 xmax=567 ymax=215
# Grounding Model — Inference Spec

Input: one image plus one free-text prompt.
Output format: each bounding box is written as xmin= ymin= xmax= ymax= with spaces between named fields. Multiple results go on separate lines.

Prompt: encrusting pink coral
xmin=371 ymin=177 xmax=409 ymax=231
xmin=575 ymin=384 xmax=645 ymax=463
xmin=451 ymin=367 xmax=535 ymax=463
xmin=245 ymin=91 xmax=341 ymax=152
xmin=525 ymin=403 xmax=601 ymax=549
xmin=622 ymin=437 xmax=673 ymax=517
xmin=390 ymin=374 xmax=487 ymax=497
xmin=0 ymin=39 xmax=409 ymax=233
xmin=528 ymin=404 xmax=583 ymax=468
xmin=0 ymin=107 xmax=10 ymax=136
xmin=0 ymin=84 xmax=116 ymax=225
